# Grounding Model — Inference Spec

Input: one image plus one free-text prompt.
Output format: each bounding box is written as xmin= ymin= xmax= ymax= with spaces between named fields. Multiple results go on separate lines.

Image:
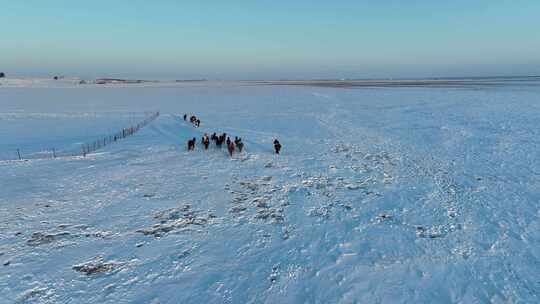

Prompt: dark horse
xmin=273 ymin=139 xmax=281 ymax=154
xmin=187 ymin=137 xmax=196 ymax=151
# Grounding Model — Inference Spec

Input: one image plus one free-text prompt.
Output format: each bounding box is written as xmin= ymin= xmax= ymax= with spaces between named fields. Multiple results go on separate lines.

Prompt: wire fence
xmin=8 ymin=111 xmax=160 ymax=161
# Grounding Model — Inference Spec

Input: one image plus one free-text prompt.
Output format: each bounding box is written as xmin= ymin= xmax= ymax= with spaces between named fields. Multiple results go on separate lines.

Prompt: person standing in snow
xmin=183 ymin=114 xmax=187 ymax=121
xmin=273 ymin=139 xmax=282 ymax=154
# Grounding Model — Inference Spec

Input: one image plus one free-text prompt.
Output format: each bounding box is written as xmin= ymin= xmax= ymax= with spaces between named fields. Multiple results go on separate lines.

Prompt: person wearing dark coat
xmin=273 ymin=139 xmax=282 ymax=154
xmin=183 ymin=114 xmax=187 ymax=121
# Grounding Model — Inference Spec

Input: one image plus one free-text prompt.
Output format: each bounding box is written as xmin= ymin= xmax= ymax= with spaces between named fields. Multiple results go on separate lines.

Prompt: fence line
xmin=10 ymin=111 xmax=160 ymax=161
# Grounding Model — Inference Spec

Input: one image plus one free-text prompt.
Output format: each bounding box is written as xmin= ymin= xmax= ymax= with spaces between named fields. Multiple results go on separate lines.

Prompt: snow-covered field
xmin=1 ymin=78 xmax=540 ymax=303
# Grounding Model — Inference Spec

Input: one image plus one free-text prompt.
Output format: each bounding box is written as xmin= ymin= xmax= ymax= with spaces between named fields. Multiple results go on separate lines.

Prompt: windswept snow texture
xmin=1 ymin=80 xmax=540 ymax=303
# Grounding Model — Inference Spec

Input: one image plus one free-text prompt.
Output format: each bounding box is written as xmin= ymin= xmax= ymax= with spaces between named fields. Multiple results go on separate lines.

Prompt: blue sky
xmin=1 ymin=1 xmax=539 ymax=79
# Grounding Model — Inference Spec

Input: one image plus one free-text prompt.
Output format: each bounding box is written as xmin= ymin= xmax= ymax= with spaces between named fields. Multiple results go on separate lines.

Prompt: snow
xmin=1 ymin=79 xmax=540 ymax=303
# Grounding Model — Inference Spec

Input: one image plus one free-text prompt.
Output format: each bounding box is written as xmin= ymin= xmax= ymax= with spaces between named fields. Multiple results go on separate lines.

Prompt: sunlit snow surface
xmin=1 ymin=78 xmax=540 ymax=303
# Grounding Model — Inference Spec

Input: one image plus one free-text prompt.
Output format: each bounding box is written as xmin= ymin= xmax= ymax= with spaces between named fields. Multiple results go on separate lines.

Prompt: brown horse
xmin=227 ymin=142 xmax=235 ymax=157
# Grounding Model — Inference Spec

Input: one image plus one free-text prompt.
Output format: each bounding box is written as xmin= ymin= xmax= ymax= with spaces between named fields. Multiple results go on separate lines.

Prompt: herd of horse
xmin=183 ymin=114 xmax=282 ymax=156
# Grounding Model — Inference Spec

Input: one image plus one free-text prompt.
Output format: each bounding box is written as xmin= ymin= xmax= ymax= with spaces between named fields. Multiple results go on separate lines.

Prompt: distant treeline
xmin=94 ymin=78 xmax=152 ymax=84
